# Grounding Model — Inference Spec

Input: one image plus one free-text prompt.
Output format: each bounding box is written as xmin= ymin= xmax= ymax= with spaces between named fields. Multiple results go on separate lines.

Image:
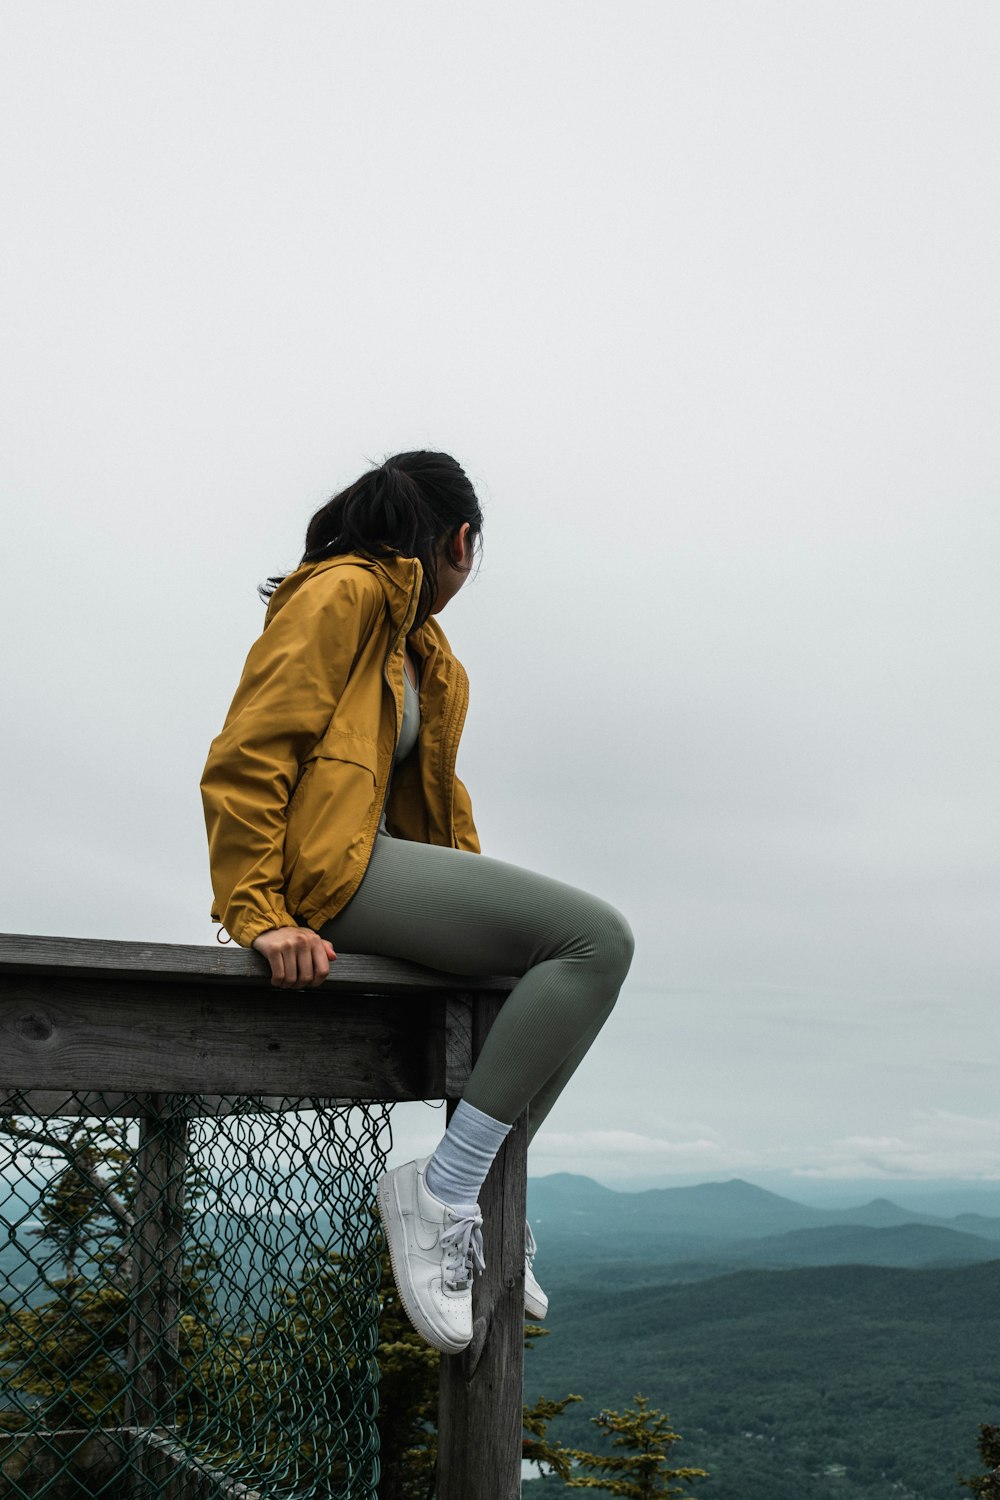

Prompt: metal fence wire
xmin=0 ymin=1093 xmax=394 ymax=1500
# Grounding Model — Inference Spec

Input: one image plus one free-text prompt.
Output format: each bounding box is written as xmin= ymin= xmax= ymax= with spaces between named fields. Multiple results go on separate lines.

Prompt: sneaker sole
xmin=376 ymin=1173 xmax=471 ymax=1356
xmin=524 ymin=1288 xmax=548 ymax=1320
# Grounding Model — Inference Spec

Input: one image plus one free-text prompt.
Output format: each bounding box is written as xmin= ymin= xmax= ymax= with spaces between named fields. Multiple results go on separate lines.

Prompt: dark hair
xmin=260 ymin=450 xmax=484 ymax=627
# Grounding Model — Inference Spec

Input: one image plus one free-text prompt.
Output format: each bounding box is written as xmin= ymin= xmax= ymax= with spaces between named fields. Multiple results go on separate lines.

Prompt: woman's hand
xmin=252 ymin=927 xmax=337 ymax=989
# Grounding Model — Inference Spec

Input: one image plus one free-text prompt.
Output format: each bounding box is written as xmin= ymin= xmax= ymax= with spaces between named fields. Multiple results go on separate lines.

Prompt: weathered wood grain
xmin=127 ymin=1098 xmax=188 ymax=1431
xmin=0 ymin=977 xmax=450 ymax=1099
xmin=437 ymin=995 xmax=527 ymax=1500
xmin=444 ymin=993 xmax=474 ymax=1098
xmin=0 ymin=1092 xmax=324 ymax=1118
xmin=0 ymin=931 xmax=513 ymax=994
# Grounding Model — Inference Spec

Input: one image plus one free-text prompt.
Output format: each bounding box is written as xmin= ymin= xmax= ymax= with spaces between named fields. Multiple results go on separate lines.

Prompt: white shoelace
xmin=525 ymin=1220 xmax=538 ymax=1268
xmin=439 ymin=1208 xmax=485 ymax=1291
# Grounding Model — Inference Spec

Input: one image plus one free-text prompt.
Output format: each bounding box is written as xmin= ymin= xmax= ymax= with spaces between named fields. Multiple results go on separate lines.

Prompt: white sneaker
xmin=524 ymin=1220 xmax=548 ymax=1320
xmin=376 ymin=1157 xmax=485 ymax=1354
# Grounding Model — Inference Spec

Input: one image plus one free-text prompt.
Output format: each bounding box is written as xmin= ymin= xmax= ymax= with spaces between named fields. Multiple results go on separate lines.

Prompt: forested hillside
xmin=523 ymin=1259 xmax=1000 ymax=1500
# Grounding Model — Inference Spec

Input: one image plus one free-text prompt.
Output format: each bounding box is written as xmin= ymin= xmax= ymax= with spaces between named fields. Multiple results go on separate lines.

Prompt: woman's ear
xmin=452 ymin=522 xmax=471 ymax=567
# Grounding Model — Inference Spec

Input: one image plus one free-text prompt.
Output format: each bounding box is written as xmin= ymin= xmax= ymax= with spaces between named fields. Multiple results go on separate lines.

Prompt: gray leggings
xmin=319 ymin=836 xmax=634 ymax=1141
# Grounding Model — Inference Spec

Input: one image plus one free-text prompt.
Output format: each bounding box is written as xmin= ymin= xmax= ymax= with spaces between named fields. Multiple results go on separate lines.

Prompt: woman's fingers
xmin=304 ymin=933 xmax=336 ymax=986
xmin=252 ymin=927 xmax=337 ymax=988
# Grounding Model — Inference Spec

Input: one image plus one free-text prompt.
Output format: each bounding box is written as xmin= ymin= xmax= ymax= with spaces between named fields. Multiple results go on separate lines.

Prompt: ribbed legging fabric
xmin=319 ymin=836 xmax=634 ymax=1138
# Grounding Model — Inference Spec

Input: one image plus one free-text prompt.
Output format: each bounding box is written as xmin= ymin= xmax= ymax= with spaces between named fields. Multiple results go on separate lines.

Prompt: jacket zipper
xmin=372 ymin=624 xmax=406 ymax=839
xmin=440 ymin=657 xmax=468 ymax=846
xmin=316 ymin=627 xmax=404 ymax=925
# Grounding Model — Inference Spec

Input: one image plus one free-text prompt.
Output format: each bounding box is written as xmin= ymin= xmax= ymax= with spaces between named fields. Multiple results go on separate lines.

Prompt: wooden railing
xmin=0 ymin=932 xmax=525 ymax=1500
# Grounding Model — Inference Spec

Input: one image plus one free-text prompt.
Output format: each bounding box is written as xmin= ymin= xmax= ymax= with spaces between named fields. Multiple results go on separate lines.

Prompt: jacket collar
xmin=365 ymin=552 xmax=424 ymax=634
xmin=265 ymin=550 xmax=423 ymax=635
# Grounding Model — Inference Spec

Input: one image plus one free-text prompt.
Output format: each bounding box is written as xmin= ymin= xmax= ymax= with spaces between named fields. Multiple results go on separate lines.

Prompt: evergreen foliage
xmin=962 ymin=1425 xmax=1000 ymax=1500
xmin=562 ymin=1394 xmax=707 ymax=1498
xmin=372 ymin=1238 xmax=439 ymax=1500
xmin=523 ymin=1392 xmax=584 ymax=1482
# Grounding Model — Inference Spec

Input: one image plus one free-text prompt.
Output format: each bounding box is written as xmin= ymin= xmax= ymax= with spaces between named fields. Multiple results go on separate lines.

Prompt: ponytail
xmin=259 ymin=451 xmax=483 ymax=627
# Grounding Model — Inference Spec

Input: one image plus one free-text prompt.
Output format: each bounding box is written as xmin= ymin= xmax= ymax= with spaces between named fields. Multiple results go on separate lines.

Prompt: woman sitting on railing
xmin=200 ymin=451 xmax=634 ymax=1354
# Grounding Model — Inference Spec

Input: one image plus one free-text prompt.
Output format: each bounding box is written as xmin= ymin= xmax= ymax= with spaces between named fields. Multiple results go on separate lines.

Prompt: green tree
xmin=563 ymin=1394 xmax=707 ymax=1499
xmin=8 ymin=1116 xmax=136 ymax=1289
xmin=0 ymin=1113 xmax=217 ymax=1434
xmin=0 ymin=1279 xmax=130 ymax=1431
xmin=523 ymin=1392 xmax=583 ymax=1482
xmin=962 ymin=1424 xmax=1000 ymax=1500
xmin=30 ymin=1141 xmax=129 ymax=1280
xmin=374 ymin=1239 xmax=439 ymax=1500
xmin=1 ymin=1115 xmax=137 ymax=1430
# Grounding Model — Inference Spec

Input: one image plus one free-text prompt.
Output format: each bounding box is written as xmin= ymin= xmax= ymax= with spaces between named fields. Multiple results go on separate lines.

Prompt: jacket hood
xmin=264 ymin=551 xmax=423 ymax=632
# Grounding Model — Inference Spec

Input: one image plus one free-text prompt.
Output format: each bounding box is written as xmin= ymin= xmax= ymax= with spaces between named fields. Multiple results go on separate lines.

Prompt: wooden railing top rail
xmin=0 ymin=930 xmax=515 ymax=1105
xmin=0 ymin=931 xmax=514 ymax=994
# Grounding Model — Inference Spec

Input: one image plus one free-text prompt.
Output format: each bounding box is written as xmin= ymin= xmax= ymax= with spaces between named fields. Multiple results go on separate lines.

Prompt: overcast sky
xmin=2 ymin=2 xmax=998 ymax=1195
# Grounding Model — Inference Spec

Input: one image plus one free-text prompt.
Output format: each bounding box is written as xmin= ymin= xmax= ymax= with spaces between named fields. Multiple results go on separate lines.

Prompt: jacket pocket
xmin=283 ymin=730 xmax=381 ymax=913
xmin=312 ymin=727 xmax=379 ymax=775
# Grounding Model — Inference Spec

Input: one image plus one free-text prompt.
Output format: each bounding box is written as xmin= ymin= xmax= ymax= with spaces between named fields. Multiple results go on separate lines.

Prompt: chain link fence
xmin=0 ymin=1092 xmax=394 ymax=1500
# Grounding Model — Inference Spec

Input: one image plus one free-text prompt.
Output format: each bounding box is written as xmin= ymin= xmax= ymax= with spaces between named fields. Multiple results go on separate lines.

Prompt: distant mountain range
xmin=8 ymin=1170 xmax=992 ymax=1300
xmin=526 ymin=1173 xmax=1000 ymax=1277
xmin=520 ymin=1170 xmax=1000 ymax=1494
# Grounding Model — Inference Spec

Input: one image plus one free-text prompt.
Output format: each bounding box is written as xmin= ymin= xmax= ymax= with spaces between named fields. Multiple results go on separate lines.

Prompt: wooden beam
xmin=0 ymin=976 xmax=452 ymax=1100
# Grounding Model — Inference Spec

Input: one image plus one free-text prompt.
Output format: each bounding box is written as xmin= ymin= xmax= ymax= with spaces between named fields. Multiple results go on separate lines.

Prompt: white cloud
xmin=528 ymin=1113 xmax=1000 ymax=1185
xmin=528 ymin=1129 xmax=757 ymax=1181
xmin=791 ymin=1110 xmax=1000 ymax=1181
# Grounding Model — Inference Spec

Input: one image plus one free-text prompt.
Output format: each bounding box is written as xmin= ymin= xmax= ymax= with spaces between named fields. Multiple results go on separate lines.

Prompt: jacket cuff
xmin=231 ymin=910 xmax=299 ymax=949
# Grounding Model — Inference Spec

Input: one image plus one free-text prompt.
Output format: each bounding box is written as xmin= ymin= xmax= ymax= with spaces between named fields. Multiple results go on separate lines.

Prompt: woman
xmin=200 ymin=450 xmax=634 ymax=1355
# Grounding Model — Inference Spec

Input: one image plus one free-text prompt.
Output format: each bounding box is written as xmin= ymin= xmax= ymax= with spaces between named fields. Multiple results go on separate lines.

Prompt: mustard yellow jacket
xmin=200 ymin=552 xmax=480 ymax=948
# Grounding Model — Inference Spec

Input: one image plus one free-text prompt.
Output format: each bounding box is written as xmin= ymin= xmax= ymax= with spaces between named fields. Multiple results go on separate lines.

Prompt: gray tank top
xmin=378 ymin=668 xmax=420 ymax=836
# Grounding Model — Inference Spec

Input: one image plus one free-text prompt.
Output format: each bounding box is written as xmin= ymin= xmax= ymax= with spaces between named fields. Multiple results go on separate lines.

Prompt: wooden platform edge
xmin=0 ymin=931 xmax=515 ymax=994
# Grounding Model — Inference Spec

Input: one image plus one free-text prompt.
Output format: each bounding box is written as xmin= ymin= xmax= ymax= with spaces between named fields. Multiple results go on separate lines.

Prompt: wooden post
xmin=126 ymin=1093 xmax=188 ymax=1433
xmin=437 ymin=996 xmax=528 ymax=1500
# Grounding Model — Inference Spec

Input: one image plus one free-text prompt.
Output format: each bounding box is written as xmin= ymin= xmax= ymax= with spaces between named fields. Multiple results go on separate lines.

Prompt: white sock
xmin=424 ymin=1099 xmax=512 ymax=1212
